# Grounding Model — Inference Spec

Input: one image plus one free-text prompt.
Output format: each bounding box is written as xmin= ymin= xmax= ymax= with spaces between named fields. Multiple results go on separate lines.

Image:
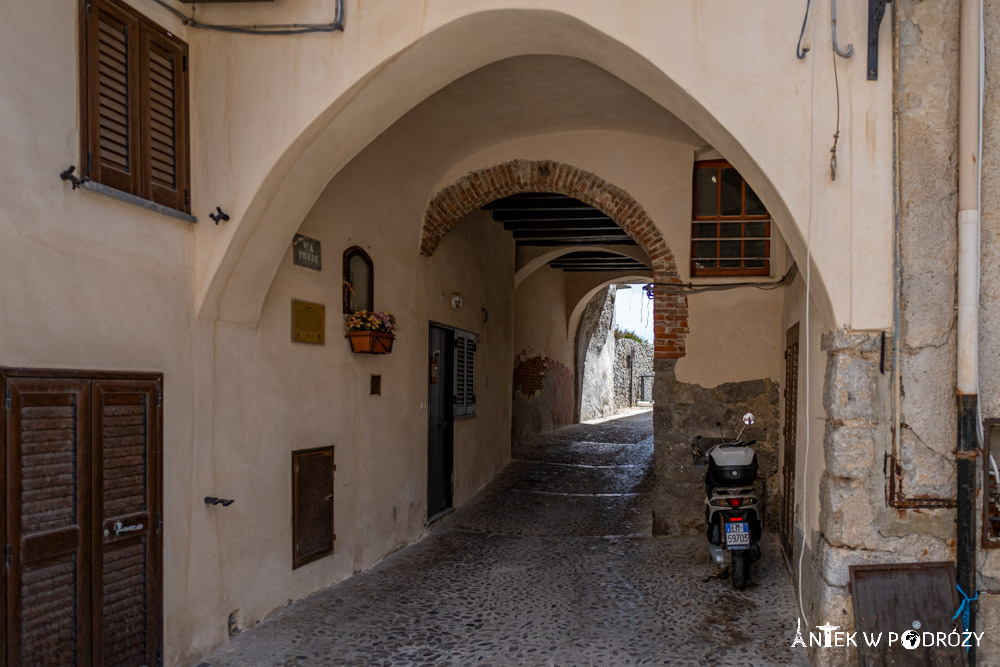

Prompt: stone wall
xmin=652 ymin=358 xmax=780 ymax=535
xmin=614 ymin=337 xmax=654 ymax=409
xmin=577 ymin=287 xmax=617 ymax=421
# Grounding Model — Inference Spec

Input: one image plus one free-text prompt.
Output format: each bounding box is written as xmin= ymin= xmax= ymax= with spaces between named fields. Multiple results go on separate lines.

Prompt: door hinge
xmin=85 ymin=0 xmax=91 ymax=14
xmin=184 ymin=189 xmax=190 ymax=208
xmin=87 ymin=152 xmax=93 ymax=174
xmin=182 ymin=55 xmax=188 ymax=73
xmin=157 ymin=389 xmax=162 ymax=407
xmin=4 ymin=388 xmax=10 ymax=412
xmin=156 ymin=512 xmax=162 ymax=531
xmin=157 ymin=648 xmax=163 ymax=666
xmin=5 ymin=546 xmax=11 ymax=568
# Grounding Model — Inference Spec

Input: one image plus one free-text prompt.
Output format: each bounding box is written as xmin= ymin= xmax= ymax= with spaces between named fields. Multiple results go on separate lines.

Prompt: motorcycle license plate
xmin=725 ymin=521 xmax=750 ymax=549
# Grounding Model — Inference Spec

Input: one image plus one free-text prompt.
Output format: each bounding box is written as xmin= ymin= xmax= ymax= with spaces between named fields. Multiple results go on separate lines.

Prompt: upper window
xmin=691 ymin=160 xmax=770 ymax=277
xmin=342 ymin=247 xmax=373 ymax=313
xmin=82 ymin=0 xmax=190 ymax=213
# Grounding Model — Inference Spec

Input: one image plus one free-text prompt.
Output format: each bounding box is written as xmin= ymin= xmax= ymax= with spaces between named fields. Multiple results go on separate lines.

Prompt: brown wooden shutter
xmin=140 ymin=25 xmax=188 ymax=212
xmin=292 ymin=447 xmax=335 ymax=569
xmin=86 ymin=0 xmax=141 ymax=195
xmin=4 ymin=377 xmax=93 ymax=666
xmin=92 ymin=379 xmax=161 ymax=667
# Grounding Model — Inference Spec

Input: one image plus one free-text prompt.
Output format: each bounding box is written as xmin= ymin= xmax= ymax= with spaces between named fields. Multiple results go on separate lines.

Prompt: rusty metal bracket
xmin=867 ymin=0 xmax=892 ymax=80
xmin=955 ymin=449 xmax=981 ymax=461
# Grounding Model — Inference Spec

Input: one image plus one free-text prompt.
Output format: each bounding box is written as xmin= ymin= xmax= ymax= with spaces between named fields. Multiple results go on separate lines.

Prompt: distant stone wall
xmin=614 ymin=337 xmax=654 ymax=409
xmin=577 ymin=287 xmax=617 ymax=421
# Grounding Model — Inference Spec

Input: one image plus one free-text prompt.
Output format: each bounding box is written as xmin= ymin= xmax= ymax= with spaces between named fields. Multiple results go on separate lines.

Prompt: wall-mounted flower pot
xmin=346 ymin=331 xmax=394 ymax=354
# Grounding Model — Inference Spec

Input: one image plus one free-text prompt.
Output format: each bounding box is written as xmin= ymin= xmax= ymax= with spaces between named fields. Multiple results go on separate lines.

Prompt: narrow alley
xmin=201 ymin=412 xmax=804 ymax=666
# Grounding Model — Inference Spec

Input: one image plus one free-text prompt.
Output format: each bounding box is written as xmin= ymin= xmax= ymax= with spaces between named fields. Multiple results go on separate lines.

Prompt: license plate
xmin=725 ymin=521 xmax=750 ymax=549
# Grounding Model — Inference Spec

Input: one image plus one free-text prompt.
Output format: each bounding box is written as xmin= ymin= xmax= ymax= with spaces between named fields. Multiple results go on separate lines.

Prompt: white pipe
xmin=956 ymin=0 xmax=981 ymax=396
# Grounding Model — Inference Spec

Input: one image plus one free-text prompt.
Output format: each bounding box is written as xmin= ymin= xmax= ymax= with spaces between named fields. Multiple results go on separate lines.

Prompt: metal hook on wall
xmin=796 ymin=0 xmax=812 ymax=59
xmin=831 ymin=0 xmax=854 ymax=58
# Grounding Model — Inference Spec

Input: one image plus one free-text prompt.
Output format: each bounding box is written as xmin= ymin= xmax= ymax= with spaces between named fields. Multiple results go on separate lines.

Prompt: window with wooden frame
xmin=691 ymin=160 xmax=770 ymax=277
xmin=81 ymin=0 xmax=190 ymax=213
xmin=342 ymin=246 xmax=374 ymax=313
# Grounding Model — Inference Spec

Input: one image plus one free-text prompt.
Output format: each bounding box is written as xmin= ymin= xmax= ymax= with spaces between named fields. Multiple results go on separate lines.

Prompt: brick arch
xmin=421 ymin=159 xmax=688 ymax=359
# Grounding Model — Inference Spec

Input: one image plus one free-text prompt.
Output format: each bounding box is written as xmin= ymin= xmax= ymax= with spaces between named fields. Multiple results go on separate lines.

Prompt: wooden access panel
xmin=292 ymin=447 xmax=335 ymax=569
xmin=1 ymin=370 xmax=162 ymax=667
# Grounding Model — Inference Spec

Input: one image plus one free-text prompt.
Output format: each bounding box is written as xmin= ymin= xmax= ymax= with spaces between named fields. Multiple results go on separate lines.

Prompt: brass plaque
xmin=292 ymin=300 xmax=325 ymax=344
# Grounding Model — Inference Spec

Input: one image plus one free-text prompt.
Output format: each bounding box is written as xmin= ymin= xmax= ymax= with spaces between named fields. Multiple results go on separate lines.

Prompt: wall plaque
xmin=292 ymin=300 xmax=325 ymax=344
xmin=293 ymin=234 xmax=322 ymax=271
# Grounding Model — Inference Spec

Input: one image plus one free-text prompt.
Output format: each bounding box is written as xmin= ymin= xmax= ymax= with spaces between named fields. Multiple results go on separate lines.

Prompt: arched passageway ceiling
xmin=198 ymin=5 xmax=883 ymax=328
xmin=515 ymin=245 xmax=651 ymax=288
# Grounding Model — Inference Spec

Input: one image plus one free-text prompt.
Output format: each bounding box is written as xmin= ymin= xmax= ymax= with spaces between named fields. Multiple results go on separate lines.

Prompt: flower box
xmin=346 ymin=330 xmax=394 ymax=354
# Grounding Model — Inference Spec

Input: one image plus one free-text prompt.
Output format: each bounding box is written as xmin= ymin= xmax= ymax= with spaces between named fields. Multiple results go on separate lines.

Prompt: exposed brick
xmin=422 ymin=160 xmax=690 ymax=359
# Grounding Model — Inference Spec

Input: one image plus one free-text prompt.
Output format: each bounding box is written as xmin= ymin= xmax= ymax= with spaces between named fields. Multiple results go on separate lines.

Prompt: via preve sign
xmin=293 ymin=234 xmax=322 ymax=271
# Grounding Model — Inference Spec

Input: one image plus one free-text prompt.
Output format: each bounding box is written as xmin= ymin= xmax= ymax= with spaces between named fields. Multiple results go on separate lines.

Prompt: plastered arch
xmin=199 ymin=7 xmax=840 ymax=331
xmin=422 ymin=160 xmax=686 ymax=359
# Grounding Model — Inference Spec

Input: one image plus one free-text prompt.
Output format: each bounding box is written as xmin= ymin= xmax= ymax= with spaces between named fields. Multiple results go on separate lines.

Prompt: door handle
xmin=113 ymin=521 xmax=144 ymax=537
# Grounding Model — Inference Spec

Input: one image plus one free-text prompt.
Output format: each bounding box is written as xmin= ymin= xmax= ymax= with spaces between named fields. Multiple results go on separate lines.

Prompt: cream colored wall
xmin=514 ymin=267 xmax=573 ymax=369
xmin=676 ymin=288 xmax=785 ymax=387
xmin=152 ymin=0 xmax=895 ymax=333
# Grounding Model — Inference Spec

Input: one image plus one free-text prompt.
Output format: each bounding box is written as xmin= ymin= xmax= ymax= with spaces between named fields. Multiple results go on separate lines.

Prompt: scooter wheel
xmin=732 ymin=552 xmax=748 ymax=590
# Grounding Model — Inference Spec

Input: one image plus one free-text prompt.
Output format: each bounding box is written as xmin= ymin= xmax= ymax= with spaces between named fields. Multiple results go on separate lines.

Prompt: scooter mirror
xmin=742 ymin=412 xmax=756 ymax=426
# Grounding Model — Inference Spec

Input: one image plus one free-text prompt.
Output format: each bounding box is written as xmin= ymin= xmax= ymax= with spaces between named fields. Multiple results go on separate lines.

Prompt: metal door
xmin=427 ymin=325 xmax=454 ymax=520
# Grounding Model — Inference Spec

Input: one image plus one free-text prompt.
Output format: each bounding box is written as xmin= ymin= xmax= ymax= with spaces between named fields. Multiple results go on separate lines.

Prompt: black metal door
xmin=427 ymin=325 xmax=454 ymax=520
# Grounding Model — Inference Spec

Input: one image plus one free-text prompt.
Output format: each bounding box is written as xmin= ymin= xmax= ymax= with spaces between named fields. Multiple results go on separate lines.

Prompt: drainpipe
xmin=956 ymin=0 xmax=982 ymax=659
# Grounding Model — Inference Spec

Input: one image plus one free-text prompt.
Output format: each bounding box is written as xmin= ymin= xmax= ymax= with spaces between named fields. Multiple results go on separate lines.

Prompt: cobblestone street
xmin=202 ymin=412 xmax=806 ymax=666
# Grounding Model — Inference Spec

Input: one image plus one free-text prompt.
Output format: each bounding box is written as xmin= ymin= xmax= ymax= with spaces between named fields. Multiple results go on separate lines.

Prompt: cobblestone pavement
xmin=202 ymin=413 xmax=807 ymax=666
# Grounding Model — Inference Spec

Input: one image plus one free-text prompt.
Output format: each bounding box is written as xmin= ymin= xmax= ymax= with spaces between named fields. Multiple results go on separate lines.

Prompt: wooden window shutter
xmin=140 ymin=25 xmax=189 ymax=212
xmin=292 ymin=447 xmax=335 ymax=569
xmin=4 ymin=377 xmax=93 ymax=666
xmin=92 ymin=379 xmax=161 ymax=667
xmin=453 ymin=331 xmax=477 ymax=417
xmin=86 ymin=0 xmax=141 ymax=195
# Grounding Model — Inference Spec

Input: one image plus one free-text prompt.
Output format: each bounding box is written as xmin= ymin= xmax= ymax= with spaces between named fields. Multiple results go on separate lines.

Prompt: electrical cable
xmin=642 ymin=264 xmax=798 ymax=299
xmin=149 ymin=0 xmax=344 ymax=35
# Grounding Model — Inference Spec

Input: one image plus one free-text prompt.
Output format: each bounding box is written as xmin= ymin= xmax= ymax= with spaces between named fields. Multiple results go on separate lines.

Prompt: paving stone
xmin=202 ymin=413 xmax=807 ymax=666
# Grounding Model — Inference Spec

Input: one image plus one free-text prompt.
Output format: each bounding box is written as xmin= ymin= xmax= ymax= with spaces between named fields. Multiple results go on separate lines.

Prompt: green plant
xmin=614 ymin=327 xmax=647 ymax=343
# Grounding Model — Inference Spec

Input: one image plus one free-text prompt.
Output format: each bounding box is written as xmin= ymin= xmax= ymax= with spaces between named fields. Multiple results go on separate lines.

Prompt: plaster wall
xmin=164 ymin=0 xmax=893 ymax=332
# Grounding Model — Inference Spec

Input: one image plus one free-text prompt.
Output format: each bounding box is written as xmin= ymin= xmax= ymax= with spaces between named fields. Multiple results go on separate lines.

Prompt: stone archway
xmin=420 ymin=159 xmax=688 ymax=359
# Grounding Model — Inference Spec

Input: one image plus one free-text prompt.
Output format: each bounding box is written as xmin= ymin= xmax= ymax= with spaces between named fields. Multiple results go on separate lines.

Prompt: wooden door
xmin=1 ymin=371 xmax=162 ymax=667
xmin=92 ymin=380 xmax=161 ymax=667
xmin=427 ymin=326 xmax=454 ymax=520
xmin=4 ymin=377 xmax=93 ymax=666
xmin=780 ymin=324 xmax=799 ymax=562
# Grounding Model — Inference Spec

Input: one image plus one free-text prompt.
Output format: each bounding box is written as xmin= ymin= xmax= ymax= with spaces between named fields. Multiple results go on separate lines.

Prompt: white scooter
xmin=691 ymin=412 xmax=762 ymax=590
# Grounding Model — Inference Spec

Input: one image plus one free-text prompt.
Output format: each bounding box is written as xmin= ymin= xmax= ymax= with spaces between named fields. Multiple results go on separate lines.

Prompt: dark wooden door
xmin=780 ymin=324 xmax=799 ymax=562
xmin=1 ymin=371 xmax=162 ymax=667
xmin=92 ymin=380 xmax=161 ymax=667
xmin=5 ymin=377 xmax=93 ymax=666
xmin=427 ymin=325 xmax=454 ymax=520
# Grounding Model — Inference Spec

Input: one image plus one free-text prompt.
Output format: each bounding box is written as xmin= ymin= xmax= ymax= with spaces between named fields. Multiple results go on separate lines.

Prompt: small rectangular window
xmin=453 ymin=330 xmax=477 ymax=418
xmin=82 ymin=0 xmax=190 ymax=213
xmin=690 ymin=160 xmax=770 ymax=277
xmin=292 ymin=446 xmax=335 ymax=568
